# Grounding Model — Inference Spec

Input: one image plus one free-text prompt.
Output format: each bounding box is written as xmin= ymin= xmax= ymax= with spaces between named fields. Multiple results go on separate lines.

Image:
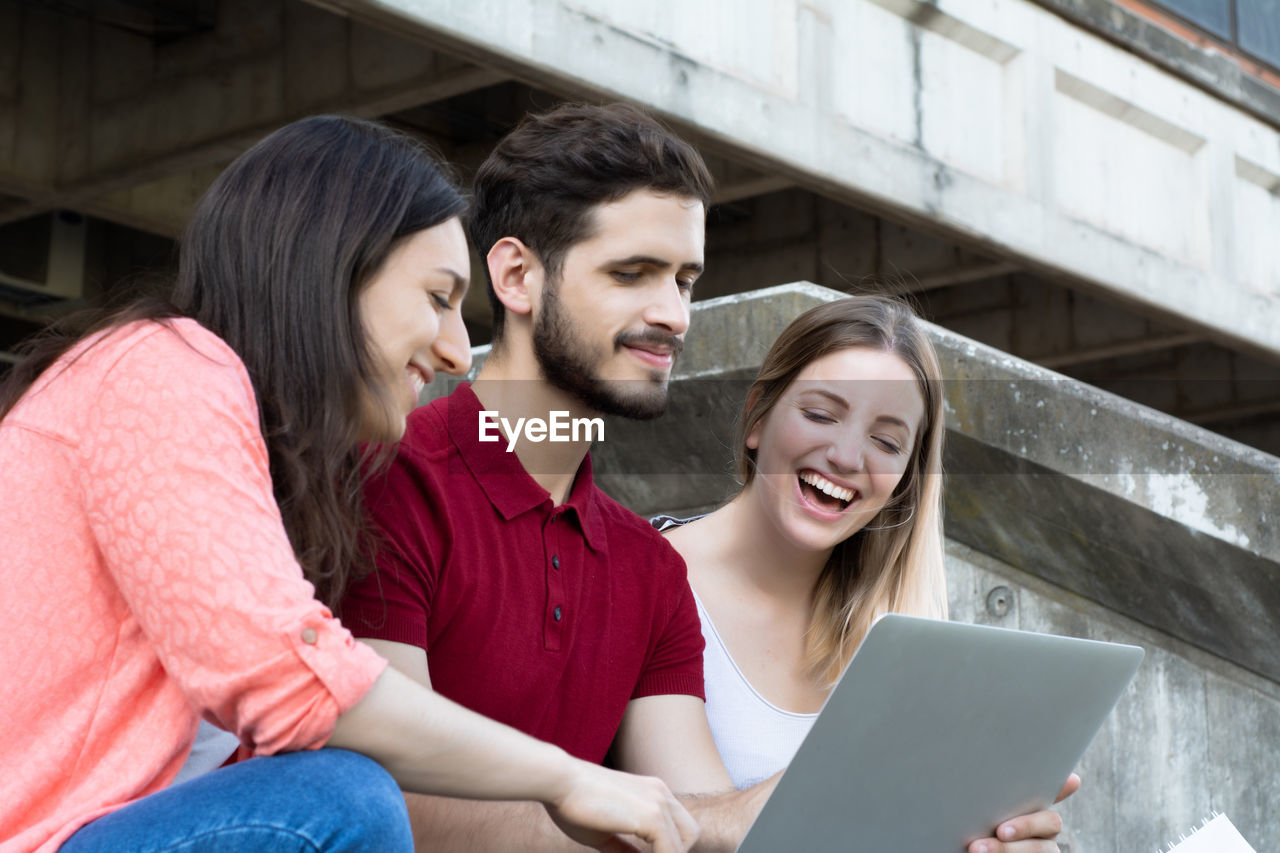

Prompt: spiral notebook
xmin=1161 ymin=813 xmax=1256 ymax=853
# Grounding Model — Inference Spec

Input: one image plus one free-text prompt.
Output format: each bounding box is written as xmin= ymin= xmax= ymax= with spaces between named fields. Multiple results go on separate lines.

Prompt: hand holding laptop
xmin=969 ymin=774 xmax=1080 ymax=853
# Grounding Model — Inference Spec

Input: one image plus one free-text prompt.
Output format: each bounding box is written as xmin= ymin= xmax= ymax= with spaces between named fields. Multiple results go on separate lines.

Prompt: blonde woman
xmin=657 ymin=296 xmax=1076 ymax=852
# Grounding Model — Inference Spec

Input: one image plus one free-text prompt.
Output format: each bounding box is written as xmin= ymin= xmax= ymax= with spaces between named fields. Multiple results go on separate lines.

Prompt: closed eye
xmin=431 ymin=292 xmax=452 ymax=311
xmin=802 ymin=408 xmax=837 ymax=424
xmin=874 ymin=436 xmax=904 ymax=454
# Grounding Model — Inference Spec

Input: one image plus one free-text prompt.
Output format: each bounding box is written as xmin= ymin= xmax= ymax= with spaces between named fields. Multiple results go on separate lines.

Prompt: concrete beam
xmin=1036 ymin=0 xmax=1280 ymax=130
xmin=1035 ymin=331 xmax=1204 ymax=369
xmin=586 ymin=284 xmax=1280 ymax=687
xmin=698 ymin=188 xmax=1006 ymax=302
xmin=0 ymin=0 xmax=504 ymax=229
xmin=423 ymin=283 xmax=1280 ymax=849
xmin=714 ymin=174 xmax=794 ymax=205
xmin=1185 ymin=398 xmax=1280 ymax=426
xmin=899 ymin=261 xmax=1019 ymax=292
xmin=321 ymin=0 xmax=1280 ymax=362
xmin=72 ymin=162 xmax=233 ymax=239
xmin=703 ymin=154 xmax=795 ymax=205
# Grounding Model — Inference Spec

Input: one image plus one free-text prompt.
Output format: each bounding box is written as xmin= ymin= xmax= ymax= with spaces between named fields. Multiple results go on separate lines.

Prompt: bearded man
xmin=339 ymin=103 xmax=768 ymax=851
xmin=339 ymin=103 xmax=1072 ymax=853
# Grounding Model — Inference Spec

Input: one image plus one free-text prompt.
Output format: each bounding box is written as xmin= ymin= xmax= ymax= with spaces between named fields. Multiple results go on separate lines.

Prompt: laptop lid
xmin=736 ymin=614 xmax=1144 ymax=852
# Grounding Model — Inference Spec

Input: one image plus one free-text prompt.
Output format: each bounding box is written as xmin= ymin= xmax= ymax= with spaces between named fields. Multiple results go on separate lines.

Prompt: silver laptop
xmin=736 ymin=614 xmax=1144 ymax=852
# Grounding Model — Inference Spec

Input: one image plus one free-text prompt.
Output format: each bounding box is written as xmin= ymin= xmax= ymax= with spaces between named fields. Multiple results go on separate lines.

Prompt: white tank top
xmin=693 ymin=590 xmax=819 ymax=789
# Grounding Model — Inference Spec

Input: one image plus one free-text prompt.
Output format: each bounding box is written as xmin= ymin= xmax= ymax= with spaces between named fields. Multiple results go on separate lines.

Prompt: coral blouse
xmin=0 ymin=320 xmax=385 ymax=853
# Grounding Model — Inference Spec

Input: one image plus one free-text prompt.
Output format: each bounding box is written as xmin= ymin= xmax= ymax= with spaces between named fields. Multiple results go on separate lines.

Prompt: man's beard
xmin=531 ymin=278 xmax=681 ymax=421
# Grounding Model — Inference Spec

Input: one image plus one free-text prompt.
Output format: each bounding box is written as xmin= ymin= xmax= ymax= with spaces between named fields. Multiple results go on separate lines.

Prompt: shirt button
xmin=552 ymin=555 xmax=561 ymax=569
xmin=553 ymin=606 xmax=562 ymax=622
xmin=301 ymin=628 xmax=317 ymax=645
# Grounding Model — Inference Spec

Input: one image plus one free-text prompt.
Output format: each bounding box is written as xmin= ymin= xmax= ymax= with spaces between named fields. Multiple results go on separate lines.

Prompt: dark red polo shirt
xmin=339 ymin=383 xmax=705 ymax=763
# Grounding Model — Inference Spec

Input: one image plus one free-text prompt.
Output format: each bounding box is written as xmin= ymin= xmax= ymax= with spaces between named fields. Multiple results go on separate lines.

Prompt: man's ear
xmin=486 ymin=237 xmax=542 ymax=317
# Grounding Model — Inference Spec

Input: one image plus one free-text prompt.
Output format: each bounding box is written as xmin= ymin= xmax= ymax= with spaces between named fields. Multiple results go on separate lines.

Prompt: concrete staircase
xmin=592 ymin=283 xmax=1280 ymax=852
xmin=427 ymin=281 xmax=1279 ymax=849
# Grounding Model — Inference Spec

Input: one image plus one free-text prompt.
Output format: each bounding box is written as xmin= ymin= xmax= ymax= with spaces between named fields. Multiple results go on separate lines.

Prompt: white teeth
xmin=799 ymin=471 xmax=855 ymax=503
xmin=407 ymin=368 xmax=426 ymax=396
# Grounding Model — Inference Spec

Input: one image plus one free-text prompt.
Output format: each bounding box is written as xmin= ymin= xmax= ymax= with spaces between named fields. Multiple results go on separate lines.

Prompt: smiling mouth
xmin=406 ymin=365 xmax=431 ymax=399
xmin=624 ymin=344 xmax=675 ymax=369
xmin=617 ymin=331 xmax=683 ymax=367
xmin=798 ymin=470 xmax=857 ymax=512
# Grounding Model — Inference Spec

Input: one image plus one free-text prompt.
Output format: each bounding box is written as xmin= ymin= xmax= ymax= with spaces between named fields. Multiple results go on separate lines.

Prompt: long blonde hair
xmin=736 ymin=296 xmax=948 ymax=686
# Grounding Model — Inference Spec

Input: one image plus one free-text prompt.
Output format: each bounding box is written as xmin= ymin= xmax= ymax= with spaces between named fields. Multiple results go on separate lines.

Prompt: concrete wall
xmin=580 ymin=283 xmax=1279 ymax=852
xmin=324 ymin=0 xmax=1280 ymax=363
xmin=1037 ymin=0 xmax=1280 ymax=128
xmin=947 ymin=541 xmax=1280 ymax=852
xmin=429 ymin=282 xmax=1279 ymax=849
xmin=0 ymin=0 xmax=503 ymax=236
xmin=700 ymin=188 xmax=1280 ymax=456
xmin=5 ymin=0 xmax=1275 ymax=454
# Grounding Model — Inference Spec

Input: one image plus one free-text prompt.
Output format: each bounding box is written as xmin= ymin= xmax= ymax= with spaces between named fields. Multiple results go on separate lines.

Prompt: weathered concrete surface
xmin=437 ymin=282 xmax=1280 ymax=693
xmin=430 ymin=281 xmax=1280 ymax=849
xmin=321 ymin=0 xmax=1280 ymax=363
xmin=662 ymin=185 xmax=1280 ymax=457
xmin=938 ymin=342 xmax=1280 ymax=690
xmin=601 ymin=282 xmax=1280 ymax=849
xmin=590 ymin=283 xmax=1280 ymax=686
xmin=0 ymin=0 xmax=503 ymax=234
xmin=7 ymin=0 xmax=1278 ymax=454
xmin=948 ymin=541 xmax=1280 ymax=851
xmin=1037 ymin=0 xmax=1280 ymax=130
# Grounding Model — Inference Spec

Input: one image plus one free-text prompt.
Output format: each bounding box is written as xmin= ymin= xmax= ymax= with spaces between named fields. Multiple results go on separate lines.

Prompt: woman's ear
xmin=486 ymin=237 xmax=541 ymax=317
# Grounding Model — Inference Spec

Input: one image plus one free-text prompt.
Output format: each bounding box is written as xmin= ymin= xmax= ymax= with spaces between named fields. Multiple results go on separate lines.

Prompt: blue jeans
xmin=60 ymin=749 xmax=412 ymax=852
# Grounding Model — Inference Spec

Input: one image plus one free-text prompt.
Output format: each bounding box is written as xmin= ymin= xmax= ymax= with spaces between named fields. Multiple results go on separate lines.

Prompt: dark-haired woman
xmin=0 ymin=116 xmax=697 ymax=853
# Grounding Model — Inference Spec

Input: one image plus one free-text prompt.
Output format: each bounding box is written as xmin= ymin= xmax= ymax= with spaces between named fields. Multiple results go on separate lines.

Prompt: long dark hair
xmin=0 ymin=115 xmax=466 ymax=608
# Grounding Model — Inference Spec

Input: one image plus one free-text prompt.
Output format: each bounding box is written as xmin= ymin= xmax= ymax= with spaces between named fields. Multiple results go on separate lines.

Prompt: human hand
xmin=966 ymin=774 xmax=1080 ymax=853
xmin=543 ymin=761 xmax=700 ymax=853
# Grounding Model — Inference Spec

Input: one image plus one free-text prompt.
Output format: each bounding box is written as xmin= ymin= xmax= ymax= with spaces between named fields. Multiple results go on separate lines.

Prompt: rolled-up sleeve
xmin=78 ymin=322 xmax=384 ymax=755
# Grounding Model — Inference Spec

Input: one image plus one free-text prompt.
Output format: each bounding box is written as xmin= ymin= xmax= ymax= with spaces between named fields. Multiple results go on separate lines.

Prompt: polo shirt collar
xmin=445 ymin=383 xmax=608 ymax=552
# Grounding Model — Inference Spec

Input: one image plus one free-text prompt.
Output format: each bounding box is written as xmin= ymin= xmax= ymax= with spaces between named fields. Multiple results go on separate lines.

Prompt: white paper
xmin=1163 ymin=814 xmax=1257 ymax=853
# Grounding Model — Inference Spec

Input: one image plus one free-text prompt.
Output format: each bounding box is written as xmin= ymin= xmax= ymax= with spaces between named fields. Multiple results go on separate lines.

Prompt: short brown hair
xmin=470 ymin=103 xmax=714 ymax=340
